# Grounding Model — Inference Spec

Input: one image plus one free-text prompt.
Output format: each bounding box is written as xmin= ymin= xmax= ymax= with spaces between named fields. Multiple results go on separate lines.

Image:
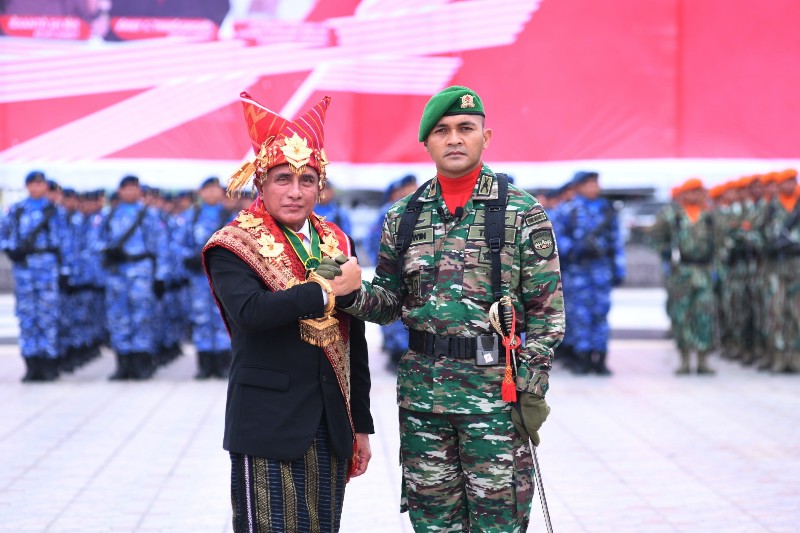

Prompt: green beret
xmin=418 ymin=86 xmax=485 ymax=142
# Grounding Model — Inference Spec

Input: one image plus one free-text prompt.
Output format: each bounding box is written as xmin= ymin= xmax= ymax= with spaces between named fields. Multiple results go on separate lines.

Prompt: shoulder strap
xmin=111 ymin=206 xmax=149 ymax=250
xmin=394 ymin=179 xmax=433 ymax=287
xmin=394 ymin=174 xmax=509 ymax=300
xmin=20 ymin=203 xmax=56 ymax=249
xmin=484 ymin=173 xmax=509 ymax=301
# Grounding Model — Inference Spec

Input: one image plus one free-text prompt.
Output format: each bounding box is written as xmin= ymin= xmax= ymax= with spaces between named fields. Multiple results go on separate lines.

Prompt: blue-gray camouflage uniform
xmin=0 ymin=195 xmax=71 ymax=379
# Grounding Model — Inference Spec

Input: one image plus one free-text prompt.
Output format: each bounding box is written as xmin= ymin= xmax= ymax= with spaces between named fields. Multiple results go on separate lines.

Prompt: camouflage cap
xmin=418 ymin=86 xmax=484 ymax=142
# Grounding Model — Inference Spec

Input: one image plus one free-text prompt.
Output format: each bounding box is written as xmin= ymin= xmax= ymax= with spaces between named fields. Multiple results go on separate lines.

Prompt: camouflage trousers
xmin=399 ymin=408 xmax=534 ymax=533
xmin=728 ymin=258 xmax=759 ymax=360
xmin=670 ymin=265 xmax=715 ymax=353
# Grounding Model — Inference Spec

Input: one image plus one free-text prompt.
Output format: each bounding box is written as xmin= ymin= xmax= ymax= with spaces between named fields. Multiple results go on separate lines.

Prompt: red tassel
xmin=502 ymin=365 xmax=517 ymax=402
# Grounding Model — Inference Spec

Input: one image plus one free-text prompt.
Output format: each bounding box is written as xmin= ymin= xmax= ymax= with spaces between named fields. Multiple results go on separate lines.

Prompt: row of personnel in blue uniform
xmin=0 ymin=172 xmax=234 ymax=382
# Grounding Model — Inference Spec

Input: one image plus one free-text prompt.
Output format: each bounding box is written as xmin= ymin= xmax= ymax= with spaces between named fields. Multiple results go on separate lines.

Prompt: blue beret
xmin=119 ymin=175 xmax=139 ymax=188
xmin=570 ymin=170 xmax=599 ymax=187
xmin=25 ymin=170 xmax=46 ymax=185
xmin=200 ymin=176 xmax=221 ymax=189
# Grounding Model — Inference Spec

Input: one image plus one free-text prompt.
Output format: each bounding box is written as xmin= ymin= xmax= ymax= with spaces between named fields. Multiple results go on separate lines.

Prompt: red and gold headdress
xmin=228 ymin=92 xmax=331 ymax=197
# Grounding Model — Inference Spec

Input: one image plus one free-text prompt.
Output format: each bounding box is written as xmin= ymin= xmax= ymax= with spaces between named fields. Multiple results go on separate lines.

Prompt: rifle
xmin=6 ymin=204 xmax=57 ymax=265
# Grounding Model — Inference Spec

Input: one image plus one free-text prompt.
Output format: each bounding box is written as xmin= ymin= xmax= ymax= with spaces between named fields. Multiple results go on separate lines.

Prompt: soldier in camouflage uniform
xmin=556 ymin=170 xmax=625 ymax=375
xmin=760 ymin=169 xmax=800 ymax=372
xmin=0 ymin=171 xmax=71 ymax=382
xmin=649 ymin=178 xmax=717 ymax=375
xmin=338 ymin=86 xmax=564 ymax=532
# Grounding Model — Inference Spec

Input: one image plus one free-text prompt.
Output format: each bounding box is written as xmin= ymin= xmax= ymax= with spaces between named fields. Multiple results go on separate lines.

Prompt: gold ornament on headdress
xmin=227 ymin=161 xmax=256 ymax=198
xmin=280 ymin=133 xmax=313 ymax=175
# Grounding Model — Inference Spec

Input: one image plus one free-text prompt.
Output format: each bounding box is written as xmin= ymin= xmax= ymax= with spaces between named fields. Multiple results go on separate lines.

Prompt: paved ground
xmin=1 ymin=292 xmax=798 ymax=532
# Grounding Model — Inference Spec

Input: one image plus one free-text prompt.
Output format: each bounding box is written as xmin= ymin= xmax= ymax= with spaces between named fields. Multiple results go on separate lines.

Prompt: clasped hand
xmin=314 ymin=254 xmax=362 ymax=296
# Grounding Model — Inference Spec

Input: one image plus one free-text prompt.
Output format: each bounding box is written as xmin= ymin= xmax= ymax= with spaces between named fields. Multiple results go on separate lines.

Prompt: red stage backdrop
xmin=1 ymin=0 xmax=798 ymax=189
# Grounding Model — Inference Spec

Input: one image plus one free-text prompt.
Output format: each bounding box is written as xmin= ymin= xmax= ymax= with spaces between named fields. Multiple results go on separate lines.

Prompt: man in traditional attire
xmin=202 ymin=92 xmax=373 ymax=533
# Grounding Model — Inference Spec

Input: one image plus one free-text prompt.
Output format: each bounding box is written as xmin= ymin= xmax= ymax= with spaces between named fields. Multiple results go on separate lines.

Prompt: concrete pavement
xmin=1 ymin=289 xmax=798 ymax=532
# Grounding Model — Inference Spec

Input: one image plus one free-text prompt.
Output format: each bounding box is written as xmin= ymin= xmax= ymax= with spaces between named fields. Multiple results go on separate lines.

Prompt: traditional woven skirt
xmin=230 ymin=422 xmax=348 ymax=533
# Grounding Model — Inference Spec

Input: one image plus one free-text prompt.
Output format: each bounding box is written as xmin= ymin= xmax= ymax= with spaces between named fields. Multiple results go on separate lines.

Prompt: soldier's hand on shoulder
xmin=511 ymin=392 xmax=550 ymax=447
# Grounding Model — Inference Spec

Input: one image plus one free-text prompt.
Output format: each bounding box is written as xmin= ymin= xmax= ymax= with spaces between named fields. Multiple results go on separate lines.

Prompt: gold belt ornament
xmin=300 ymin=272 xmax=339 ymax=347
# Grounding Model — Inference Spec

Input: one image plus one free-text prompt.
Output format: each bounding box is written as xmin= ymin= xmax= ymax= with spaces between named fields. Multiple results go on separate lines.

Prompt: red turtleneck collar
xmin=438 ymin=163 xmax=482 ymax=214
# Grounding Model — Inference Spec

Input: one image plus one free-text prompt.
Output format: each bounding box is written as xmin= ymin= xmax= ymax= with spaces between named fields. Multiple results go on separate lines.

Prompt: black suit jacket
xmin=205 ymin=247 xmax=373 ymax=461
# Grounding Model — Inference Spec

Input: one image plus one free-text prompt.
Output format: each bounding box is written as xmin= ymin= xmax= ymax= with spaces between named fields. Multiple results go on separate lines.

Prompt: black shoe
xmin=38 ymin=358 xmax=60 ymax=381
xmin=21 ymin=356 xmax=39 ymax=382
xmin=591 ymin=351 xmax=612 ymax=376
xmin=194 ymin=351 xmax=213 ymax=380
xmin=129 ymin=352 xmax=155 ymax=380
xmin=109 ymin=352 xmax=131 ymax=381
xmin=570 ymin=352 xmax=591 ymax=375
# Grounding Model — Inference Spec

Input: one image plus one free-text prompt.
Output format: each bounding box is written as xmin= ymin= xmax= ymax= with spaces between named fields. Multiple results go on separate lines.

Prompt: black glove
xmin=103 ymin=247 xmax=126 ymax=266
xmin=5 ymin=248 xmax=28 ymax=263
xmin=511 ymin=392 xmax=550 ymax=447
xmin=58 ymin=274 xmax=71 ymax=292
xmin=152 ymin=279 xmax=166 ymax=299
xmin=315 ymin=257 xmax=343 ymax=280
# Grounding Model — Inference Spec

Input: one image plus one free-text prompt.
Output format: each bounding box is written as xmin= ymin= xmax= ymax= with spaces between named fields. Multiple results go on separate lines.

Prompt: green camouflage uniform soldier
xmin=649 ymin=178 xmax=717 ymax=374
xmin=709 ymin=184 xmax=736 ymax=359
xmin=723 ymin=177 xmax=761 ymax=364
xmin=338 ymin=87 xmax=564 ymax=532
xmin=738 ymin=176 xmax=769 ymax=365
xmin=760 ymin=169 xmax=800 ymax=372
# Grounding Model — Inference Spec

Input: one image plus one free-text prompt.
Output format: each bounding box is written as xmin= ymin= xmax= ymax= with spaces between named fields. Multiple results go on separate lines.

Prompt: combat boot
xmin=108 ymin=352 xmax=131 ymax=381
xmin=194 ymin=351 xmax=213 ymax=380
xmin=39 ymin=358 xmax=60 ymax=381
xmin=675 ymin=350 xmax=691 ymax=375
xmin=696 ymin=351 xmax=715 ymax=375
xmin=591 ymin=351 xmax=612 ymax=376
xmin=129 ymin=352 xmax=155 ymax=380
xmin=771 ymin=351 xmax=796 ymax=373
xmin=21 ymin=356 xmax=39 ymax=382
xmin=570 ymin=352 xmax=591 ymax=375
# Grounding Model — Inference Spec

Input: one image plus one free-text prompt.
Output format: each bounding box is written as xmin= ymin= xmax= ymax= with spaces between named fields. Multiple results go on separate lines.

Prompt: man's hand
xmin=351 ymin=433 xmax=372 ymax=478
xmin=330 ymin=257 xmax=362 ymax=296
xmin=511 ymin=392 xmax=550 ymax=447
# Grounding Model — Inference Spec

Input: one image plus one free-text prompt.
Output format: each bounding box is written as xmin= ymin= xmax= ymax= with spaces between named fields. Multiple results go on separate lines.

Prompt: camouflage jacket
xmin=649 ymin=204 xmax=718 ymax=271
xmin=342 ymin=164 xmax=564 ymax=415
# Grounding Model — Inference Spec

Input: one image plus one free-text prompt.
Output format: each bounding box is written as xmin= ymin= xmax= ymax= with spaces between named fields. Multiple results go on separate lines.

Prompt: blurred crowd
xmin=0 ymin=172 xmax=252 ymax=382
xmin=648 ymin=169 xmax=800 ymax=374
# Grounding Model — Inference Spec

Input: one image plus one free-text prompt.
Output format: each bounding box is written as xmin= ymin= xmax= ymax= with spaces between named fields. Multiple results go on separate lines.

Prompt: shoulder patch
xmin=525 ymin=211 xmax=548 ymax=226
xmin=531 ymin=228 xmax=555 ymax=260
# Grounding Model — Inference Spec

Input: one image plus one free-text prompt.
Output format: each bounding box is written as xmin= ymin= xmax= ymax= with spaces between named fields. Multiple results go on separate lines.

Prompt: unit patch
xmin=525 ymin=211 xmax=548 ymax=226
xmin=531 ymin=228 xmax=555 ymax=259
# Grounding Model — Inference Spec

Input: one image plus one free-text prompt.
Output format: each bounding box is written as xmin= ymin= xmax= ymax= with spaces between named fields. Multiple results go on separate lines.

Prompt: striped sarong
xmin=230 ymin=422 xmax=348 ymax=533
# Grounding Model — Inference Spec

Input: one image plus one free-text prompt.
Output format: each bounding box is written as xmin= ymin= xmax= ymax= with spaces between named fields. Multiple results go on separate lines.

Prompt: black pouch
xmin=475 ymin=335 xmax=500 ymax=366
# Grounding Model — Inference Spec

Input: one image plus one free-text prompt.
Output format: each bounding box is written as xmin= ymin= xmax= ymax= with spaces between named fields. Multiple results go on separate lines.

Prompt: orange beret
xmin=681 ymin=177 xmax=704 ymax=191
xmin=776 ymin=168 xmax=798 ymax=182
xmin=709 ymin=185 xmax=724 ymax=199
xmin=761 ymin=172 xmax=778 ymax=184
